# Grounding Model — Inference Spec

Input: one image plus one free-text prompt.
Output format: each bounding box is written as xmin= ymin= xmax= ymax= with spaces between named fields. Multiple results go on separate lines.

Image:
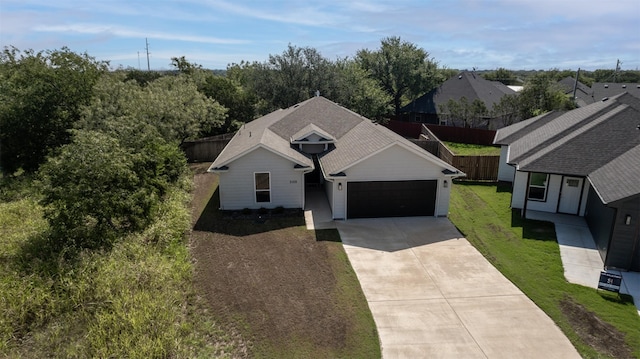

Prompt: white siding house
xmin=216 ymin=147 xmax=307 ymax=210
xmin=210 ymin=96 xmax=464 ymax=219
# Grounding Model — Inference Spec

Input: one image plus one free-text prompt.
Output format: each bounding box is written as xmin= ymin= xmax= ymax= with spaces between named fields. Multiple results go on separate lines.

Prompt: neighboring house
xmin=556 ymin=77 xmax=594 ymax=107
xmin=208 ymin=96 xmax=464 ymax=219
xmin=494 ymin=93 xmax=640 ymax=271
xmin=399 ymin=71 xmax=516 ymax=128
xmin=591 ymin=82 xmax=640 ymax=102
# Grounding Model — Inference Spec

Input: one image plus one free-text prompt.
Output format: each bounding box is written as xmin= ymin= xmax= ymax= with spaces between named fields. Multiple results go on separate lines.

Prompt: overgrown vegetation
xmin=449 ymin=182 xmax=640 ymax=359
xmin=0 ymin=47 xmax=241 ymax=357
xmin=0 ymin=175 xmax=239 ymax=357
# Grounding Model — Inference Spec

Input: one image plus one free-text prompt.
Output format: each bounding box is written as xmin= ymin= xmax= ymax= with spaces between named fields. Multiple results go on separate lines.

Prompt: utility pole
xmin=137 ymin=51 xmax=141 ymax=70
xmin=572 ymin=68 xmax=580 ymax=104
xmin=145 ymin=38 xmax=151 ymax=71
xmin=614 ymin=59 xmax=621 ymax=83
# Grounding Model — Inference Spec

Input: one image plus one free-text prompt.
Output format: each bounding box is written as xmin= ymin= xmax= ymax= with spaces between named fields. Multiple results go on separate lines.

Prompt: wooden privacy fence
xmin=181 ymin=133 xmax=233 ymax=162
xmin=422 ymin=125 xmax=500 ymax=181
xmin=452 ymin=156 xmax=500 ymax=181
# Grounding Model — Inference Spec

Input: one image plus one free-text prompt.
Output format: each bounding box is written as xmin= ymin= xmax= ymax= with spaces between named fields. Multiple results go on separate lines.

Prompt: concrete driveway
xmin=337 ymin=217 xmax=580 ymax=359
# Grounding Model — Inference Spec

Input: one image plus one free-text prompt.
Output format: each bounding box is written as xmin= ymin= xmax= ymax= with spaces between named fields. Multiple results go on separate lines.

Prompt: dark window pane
xmin=530 ymin=173 xmax=547 ymax=187
xmin=255 ymin=173 xmax=270 ymax=190
xmin=528 ymin=186 xmax=546 ymax=200
xmin=256 ymin=191 xmax=270 ymax=203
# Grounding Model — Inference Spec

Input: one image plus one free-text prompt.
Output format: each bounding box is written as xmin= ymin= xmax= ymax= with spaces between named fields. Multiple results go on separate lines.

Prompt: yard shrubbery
xmin=0 ymin=175 xmax=239 ymax=358
xmin=0 ymin=49 xmax=242 ymax=357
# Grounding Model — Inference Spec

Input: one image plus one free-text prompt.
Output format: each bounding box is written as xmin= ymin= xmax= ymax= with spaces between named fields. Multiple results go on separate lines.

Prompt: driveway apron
xmin=337 ymin=217 xmax=580 ymax=359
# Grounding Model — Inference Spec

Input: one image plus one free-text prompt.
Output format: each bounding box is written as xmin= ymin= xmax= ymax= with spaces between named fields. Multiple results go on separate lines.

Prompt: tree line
xmin=1 ymin=39 xmax=638 ymax=248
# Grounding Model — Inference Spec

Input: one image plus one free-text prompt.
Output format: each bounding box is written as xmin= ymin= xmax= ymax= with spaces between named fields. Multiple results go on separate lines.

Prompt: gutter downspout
xmin=523 ymin=172 xmax=531 ymax=219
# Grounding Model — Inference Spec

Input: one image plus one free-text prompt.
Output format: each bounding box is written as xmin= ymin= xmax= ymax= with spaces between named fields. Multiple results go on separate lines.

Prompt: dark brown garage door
xmin=347 ymin=180 xmax=437 ymax=218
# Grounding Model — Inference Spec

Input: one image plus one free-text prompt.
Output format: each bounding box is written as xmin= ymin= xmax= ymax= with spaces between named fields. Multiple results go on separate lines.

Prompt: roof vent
xmin=622 ymin=84 xmax=627 ymax=88
xmin=601 ymin=97 xmax=609 ymax=102
xmin=458 ymin=75 xmax=462 ymax=79
xmin=604 ymin=84 xmax=609 ymax=88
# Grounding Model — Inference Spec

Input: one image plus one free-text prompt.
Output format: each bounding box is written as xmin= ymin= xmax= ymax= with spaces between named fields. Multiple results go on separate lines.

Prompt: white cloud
xmin=196 ymin=0 xmax=347 ymax=27
xmin=33 ymin=24 xmax=250 ymax=45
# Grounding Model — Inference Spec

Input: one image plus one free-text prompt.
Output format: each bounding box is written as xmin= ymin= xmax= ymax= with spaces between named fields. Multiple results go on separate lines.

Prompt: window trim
xmin=254 ymin=172 xmax=271 ymax=203
xmin=527 ymin=172 xmax=549 ymax=202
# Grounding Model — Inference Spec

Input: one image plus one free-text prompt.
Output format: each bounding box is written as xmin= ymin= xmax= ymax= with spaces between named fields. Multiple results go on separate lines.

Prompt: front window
xmin=255 ymin=172 xmax=271 ymax=203
xmin=528 ymin=172 xmax=548 ymax=201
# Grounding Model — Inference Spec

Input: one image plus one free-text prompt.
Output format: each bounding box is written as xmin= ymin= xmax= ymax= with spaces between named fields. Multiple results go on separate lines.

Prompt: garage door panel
xmin=347 ymin=180 xmax=437 ymax=218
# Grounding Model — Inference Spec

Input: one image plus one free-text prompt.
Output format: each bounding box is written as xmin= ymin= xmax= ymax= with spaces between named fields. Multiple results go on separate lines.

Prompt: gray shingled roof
xmin=210 ymin=96 xmax=460 ymax=176
xmin=210 ymin=102 xmax=313 ymax=169
xmin=495 ymin=93 xmax=640 ymax=203
xmin=591 ymin=83 xmax=640 ymax=102
xmin=291 ymin=124 xmax=334 ymax=142
xmin=400 ymin=71 xmax=516 ymax=114
xmin=493 ymin=111 xmax=564 ymax=145
xmin=556 ymin=77 xmax=594 ymax=107
xmin=505 ymin=98 xmax=617 ymax=164
xmin=589 ymin=145 xmax=640 ymax=204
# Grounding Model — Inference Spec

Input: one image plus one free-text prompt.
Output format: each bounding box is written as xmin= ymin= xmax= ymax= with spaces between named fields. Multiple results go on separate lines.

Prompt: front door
xmin=558 ymin=177 xmax=583 ymax=214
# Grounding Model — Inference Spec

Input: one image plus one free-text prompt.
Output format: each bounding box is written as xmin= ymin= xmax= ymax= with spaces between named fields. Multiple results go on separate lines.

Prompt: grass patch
xmin=449 ymin=182 xmax=640 ymax=359
xmin=190 ymin=169 xmax=380 ymax=358
xmin=443 ymin=141 xmax=501 ymax=156
xmin=0 ymin=173 xmax=239 ymax=358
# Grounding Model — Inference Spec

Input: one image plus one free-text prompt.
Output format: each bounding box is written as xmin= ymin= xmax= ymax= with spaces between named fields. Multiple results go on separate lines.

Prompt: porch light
xmin=338 ymin=182 xmax=343 ymax=191
xmin=443 ymin=180 xmax=448 ymax=188
xmin=625 ymin=215 xmax=632 ymax=225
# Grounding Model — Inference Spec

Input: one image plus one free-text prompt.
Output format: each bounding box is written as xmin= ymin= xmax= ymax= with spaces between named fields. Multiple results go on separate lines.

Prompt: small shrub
xmin=257 ymin=207 xmax=268 ymax=215
xmin=273 ymin=206 xmax=285 ymax=214
xmin=241 ymin=208 xmax=252 ymax=215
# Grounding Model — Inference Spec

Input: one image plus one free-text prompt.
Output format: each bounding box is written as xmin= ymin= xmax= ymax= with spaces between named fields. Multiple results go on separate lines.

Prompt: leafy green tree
xmin=482 ymin=68 xmax=519 ymax=85
xmin=356 ymin=36 xmax=442 ymax=115
xmin=80 ymin=74 xmax=227 ymax=143
xmin=438 ymin=97 xmax=489 ymax=128
xmin=199 ymin=75 xmax=255 ymax=132
xmin=592 ymin=69 xmax=640 ymax=83
xmin=518 ymin=72 xmax=575 ymax=119
xmin=491 ymin=94 xmax=520 ymax=128
xmin=0 ymin=47 xmax=108 ymax=173
xmin=40 ymin=130 xmax=172 ymax=248
xmin=123 ymin=68 xmax=163 ymax=86
xmin=170 ymin=56 xmax=202 ymax=76
xmin=242 ymin=44 xmax=339 ymax=113
xmin=332 ymin=59 xmax=392 ymax=121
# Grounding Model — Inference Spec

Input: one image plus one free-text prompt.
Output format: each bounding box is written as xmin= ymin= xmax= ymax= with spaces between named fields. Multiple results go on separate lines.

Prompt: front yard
xmin=189 ymin=164 xmax=380 ymax=358
xmin=449 ymin=181 xmax=640 ymax=359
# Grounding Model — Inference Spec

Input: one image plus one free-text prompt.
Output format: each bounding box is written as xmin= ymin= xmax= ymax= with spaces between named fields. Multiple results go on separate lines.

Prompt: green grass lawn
xmin=449 ymin=181 xmax=640 ymax=359
xmin=443 ymin=141 xmax=501 ymax=156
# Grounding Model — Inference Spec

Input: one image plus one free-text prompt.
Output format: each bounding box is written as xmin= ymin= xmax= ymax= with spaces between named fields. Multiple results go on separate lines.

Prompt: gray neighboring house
xmin=556 ymin=77 xmax=594 ymax=107
xmin=208 ymin=96 xmax=464 ymax=219
xmin=399 ymin=71 xmax=516 ymax=128
xmin=591 ymin=82 xmax=640 ymax=102
xmin=494 ymin=93 xmax=640 ymax=272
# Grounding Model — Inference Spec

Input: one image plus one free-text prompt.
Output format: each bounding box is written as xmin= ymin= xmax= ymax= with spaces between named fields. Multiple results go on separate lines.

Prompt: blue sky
xmin=1 ymin=0 xmax=639 ymax=71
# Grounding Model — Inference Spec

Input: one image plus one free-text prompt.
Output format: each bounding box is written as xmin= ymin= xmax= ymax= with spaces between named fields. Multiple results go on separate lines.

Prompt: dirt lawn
xmin=188 ymin=164 xmax=379 ymax=358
